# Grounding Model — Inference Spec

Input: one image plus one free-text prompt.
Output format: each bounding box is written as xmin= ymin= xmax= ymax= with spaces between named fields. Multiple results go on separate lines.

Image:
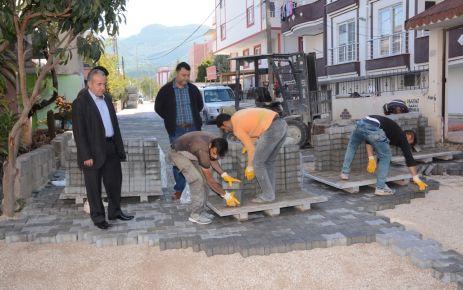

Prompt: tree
xmin=137 ymin=76 xmax=157 ymax=99
xmin=0 ymin=0 xmax=127 ymax=217
xmin=195 ymin=58 xmax=213 ymax=82
xmin=214 ymin=55 xmax=230 ymax=74
xmin=98 ymin=52 xmax=128 ymax=101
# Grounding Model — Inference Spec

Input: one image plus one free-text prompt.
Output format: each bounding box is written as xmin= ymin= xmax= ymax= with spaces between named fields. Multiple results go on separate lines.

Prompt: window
xmin=270 ymin=2 xmax=275 ymax=17
xmin=220 ymin=23 xmax=226 ymax=40
xmin=243 ymin=49 xmax=250 ymax=68
xmin=379 ymin=4 xmax=403 ymax=56
xmin=337 ymin=20 xmax=356 ymax=63
xmin=247 ymin=5 xmax=255 ymax=26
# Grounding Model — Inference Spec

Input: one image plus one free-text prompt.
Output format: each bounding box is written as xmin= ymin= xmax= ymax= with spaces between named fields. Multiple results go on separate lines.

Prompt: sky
xmin=118 ymin=0 xmax=216 ymax=39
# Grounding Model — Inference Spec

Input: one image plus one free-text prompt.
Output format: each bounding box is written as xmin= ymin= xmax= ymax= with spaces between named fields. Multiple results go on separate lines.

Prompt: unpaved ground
xmin=0 ymin=241 xmax=455 ymax=290
xmin=379 ymin=175 xmax=463 ymax=253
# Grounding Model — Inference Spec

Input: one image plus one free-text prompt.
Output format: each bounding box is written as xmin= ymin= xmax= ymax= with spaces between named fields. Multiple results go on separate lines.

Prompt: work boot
xmin=173 ymin=191 xmax=182 ymax=200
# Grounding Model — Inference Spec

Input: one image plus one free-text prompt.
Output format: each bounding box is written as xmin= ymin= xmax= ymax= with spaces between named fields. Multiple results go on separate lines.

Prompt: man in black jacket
xmin=72 ymin=68 xmax=134 ymax=230
xmin=155 ymin=62 xmax=203 ymax=200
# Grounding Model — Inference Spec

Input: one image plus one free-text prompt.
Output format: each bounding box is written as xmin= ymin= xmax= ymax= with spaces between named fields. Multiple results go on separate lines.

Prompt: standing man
xmin=155 ymin=62 xmax=203 ymax=200
xmin=216 ymin=108 xmax=288 ymax=203
xmin=340 ymin=115 xmax=428 ymax=196
xmin=72 ymin=68 xmax=134 ymax=230
xmin=169 ymin=131 xmax=241 ymax=224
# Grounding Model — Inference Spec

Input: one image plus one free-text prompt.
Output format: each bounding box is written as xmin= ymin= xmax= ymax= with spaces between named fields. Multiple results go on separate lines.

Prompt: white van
xmin=199 ymin=85 xmax=252 ymax=123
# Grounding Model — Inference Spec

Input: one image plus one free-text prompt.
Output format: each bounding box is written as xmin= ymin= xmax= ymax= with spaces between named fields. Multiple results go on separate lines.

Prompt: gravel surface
xmin=0 ymin=241 xmax=455 ymax=290
xmin=379 ymin=175 xmax=463 ymax=253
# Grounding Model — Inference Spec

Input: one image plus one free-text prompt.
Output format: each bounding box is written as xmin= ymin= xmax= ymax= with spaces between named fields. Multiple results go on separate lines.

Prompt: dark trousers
xmin=83 ymin=140 xmax=122 ymax=223
xmin=168 ymin=126 xmax=199 ymax=192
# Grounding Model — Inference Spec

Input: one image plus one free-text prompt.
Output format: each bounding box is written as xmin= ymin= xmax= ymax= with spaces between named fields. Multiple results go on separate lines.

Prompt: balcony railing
xmin=281 ymin=0 xmax=324 ymax=33
xmin=368 ymin=32 xmax=409 ymax=60
xmin=320 ymin=68 xmax=428 ymax=97
xmin=328 ymin=43 xmax=358 ymax=66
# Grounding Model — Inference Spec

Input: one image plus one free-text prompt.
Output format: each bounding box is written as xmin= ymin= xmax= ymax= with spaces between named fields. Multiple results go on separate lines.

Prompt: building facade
xmin=188 ymin=41 xmax=215 ymax=81
xmin=156 ymin=66 xmax=172 ymax=87
xmin=214 ymin=0 xmax=284 ymax=89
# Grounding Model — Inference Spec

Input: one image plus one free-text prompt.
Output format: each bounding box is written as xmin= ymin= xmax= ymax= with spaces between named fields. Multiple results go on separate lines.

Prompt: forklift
xmin=226 ymin=52 xmax=332 ymax=146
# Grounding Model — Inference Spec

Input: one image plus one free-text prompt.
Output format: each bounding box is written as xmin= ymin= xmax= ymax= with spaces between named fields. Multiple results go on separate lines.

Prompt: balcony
xmin=281 ymin=0 xmax=324 ymax=35
xmin=366 ymin=32 xmax=410 ymax=71
xmin=326 ymin=43 xmax=360 ymax=76
xmin=325 ymin=0 xmax=359 ymax=14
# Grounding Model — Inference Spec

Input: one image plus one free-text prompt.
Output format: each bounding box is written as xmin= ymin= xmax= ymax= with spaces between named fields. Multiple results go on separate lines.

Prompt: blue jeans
xmin=169 ymin=126 xmax=199 ymax=192
xmin=341 ymin=119 xmax=391 ymax=189
xmin=254 ymin=118 xmax=288 ymax=201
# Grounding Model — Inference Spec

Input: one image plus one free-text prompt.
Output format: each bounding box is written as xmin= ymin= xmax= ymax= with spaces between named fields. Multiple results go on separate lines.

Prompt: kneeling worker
xmin=216 ymin=108 xmax=288 ymax=203
xmin=169 ymin=131 xmax=241 ymax=225
xmin=340 ymin=115 xmax=428 ymax=195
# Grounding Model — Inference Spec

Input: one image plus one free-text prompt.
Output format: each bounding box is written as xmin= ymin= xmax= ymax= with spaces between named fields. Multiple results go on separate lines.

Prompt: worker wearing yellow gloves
xmin=169 ymin=132 xmax=241 ymax=225
xmin=341 ymin=115 xmax=428 ymax=196
xmin=216 ymin=108 xmax=288 ymax=203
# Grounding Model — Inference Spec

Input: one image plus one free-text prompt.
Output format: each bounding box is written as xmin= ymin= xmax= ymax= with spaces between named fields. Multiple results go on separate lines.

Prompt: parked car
xmin=199 ymin=85 xmax=253 ymax=124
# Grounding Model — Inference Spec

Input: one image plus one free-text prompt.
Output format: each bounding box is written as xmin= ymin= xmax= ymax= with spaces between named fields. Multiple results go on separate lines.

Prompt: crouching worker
xmin=340 ymin=115 xmax=428 ymax=196
xmin=169 ymin=131 xmax=241 ymax=225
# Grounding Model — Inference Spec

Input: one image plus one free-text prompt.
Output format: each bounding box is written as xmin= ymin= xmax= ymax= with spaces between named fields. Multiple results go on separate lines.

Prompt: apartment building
xmin=214 ymin=0 xmax=284 ymax=89
xmin=281 ymin=0 xmax=463 ymax=131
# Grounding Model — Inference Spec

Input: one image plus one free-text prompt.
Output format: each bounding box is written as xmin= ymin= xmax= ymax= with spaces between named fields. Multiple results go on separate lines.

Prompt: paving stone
xmin=56 ymin=232 xmax=78 ymax=243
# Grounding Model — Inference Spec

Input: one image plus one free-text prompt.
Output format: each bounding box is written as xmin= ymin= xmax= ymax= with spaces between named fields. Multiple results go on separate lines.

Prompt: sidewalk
xmin=0 ymin=103 xmax=462 ymax=289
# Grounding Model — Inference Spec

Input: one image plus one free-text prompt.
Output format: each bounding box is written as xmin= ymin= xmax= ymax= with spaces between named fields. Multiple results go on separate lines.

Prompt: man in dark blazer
xmin=155 ymin=62 xmax=203 ymax=200
xmin=72 ymin=68 xmax=134 ymax=230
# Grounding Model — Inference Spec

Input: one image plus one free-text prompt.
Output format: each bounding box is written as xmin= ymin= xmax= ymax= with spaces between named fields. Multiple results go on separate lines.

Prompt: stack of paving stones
xmin=61 ymin=135 xmax=162 ymax=203
xmin=219 ymin=141 xmax=301 ymax=201
xmin=312 ymin=123 xmax=364 ymax=172
xmin=312 ymin=113 xmax=436 ymax=173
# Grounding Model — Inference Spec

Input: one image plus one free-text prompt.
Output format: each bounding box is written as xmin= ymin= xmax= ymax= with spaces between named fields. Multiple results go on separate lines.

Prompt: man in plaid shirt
xmin=155 ymin=62 xmax=204 ymax=200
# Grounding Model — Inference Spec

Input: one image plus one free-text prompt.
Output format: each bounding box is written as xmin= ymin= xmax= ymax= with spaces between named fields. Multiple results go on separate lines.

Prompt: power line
xmin=145 ymin=1 xmax=221 ymax=60
xmin=144 ymin=1 xmax=264 ymax=61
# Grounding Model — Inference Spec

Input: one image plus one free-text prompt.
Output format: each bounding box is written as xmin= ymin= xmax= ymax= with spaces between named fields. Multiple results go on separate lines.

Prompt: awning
xmin=406 ymin=0 xmax=463 ymax=30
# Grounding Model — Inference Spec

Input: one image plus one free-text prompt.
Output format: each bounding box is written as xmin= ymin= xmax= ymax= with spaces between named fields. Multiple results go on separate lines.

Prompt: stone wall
xmin=12 ymin=132 xmax=72 ymax=200
xmin=61 ymin=135 xmax=163 ymax=203
xmin=14 ymin=145 xmax=55 ymax=200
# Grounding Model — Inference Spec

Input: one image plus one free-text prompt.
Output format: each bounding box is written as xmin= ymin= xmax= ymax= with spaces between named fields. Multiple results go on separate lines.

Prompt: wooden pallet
xmin=303 ymin=168 xmax=411 ymax=193
xmin=391 ymin=149 xmax=461 ymax=164
xmin=59 ymin=191 xmax=163 ymax=204
xmin=206 ymin=189 xmax=327 ymax=221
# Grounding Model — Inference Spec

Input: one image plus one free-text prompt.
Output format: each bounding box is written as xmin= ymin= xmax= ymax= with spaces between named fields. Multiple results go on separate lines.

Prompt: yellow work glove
xmin=223 ymin=191 xmax=240 ymax=207
xmin=367 ymin=156 xmax=377 ymax=174
xmin=241 ymin=147 xmax=247 ymax=154
xmin=244 ymin=166 xmax=255 ymax=181
xmin=413 ymin=175 xmax=428 ymax=191
xmin=221 ymin=172 xmax=241 ymax=187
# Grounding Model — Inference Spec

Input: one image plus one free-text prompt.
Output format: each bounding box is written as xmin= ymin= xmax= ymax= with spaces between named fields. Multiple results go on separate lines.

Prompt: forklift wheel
xmin=285 ymin=119 xmax=308 ymax=147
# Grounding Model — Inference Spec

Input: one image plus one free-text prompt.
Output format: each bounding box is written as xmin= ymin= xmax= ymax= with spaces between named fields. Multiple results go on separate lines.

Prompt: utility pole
xmin=265 ymin=0 xmax=274 ymax=97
